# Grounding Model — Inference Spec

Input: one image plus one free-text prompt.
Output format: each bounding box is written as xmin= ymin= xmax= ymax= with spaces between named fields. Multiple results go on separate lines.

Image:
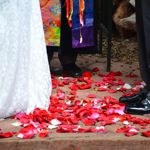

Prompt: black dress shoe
xmin=125 ymin=95 xmax=150 ymax=115
xmin=119 ymin=89 xmax=148 ymax=104
xmin=62 ymin=64 xmax=82 ymax=77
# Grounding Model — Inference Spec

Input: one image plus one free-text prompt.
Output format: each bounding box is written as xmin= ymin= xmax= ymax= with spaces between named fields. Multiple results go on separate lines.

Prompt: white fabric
xmin=0 ymin=0 xmax=51 ymax=118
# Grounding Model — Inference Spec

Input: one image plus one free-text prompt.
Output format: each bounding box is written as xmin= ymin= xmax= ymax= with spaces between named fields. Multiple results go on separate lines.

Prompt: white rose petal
xmin=66 ymin=101 xmax=72 ymax=106
xmin=51 ymin=119 xmax=62 ymax=126
xmin=96 ymin=126 xmax=105 ymax=130
xmin=48 ymin=125 xmax=58 ymax=129
xmin=113 ymin=117 xmax=120 ymax=123
xmin=123 ymin=83 xmax=132 ymax=89
xmin=123 ymin=121 xmax=129 ymax=125
xmin=17 ymin=133 xmax=24 ymax=138
xmin=129 ymin=128 xmax=138 ymax=133
xmin=11 ymin=121 xmax=22 ymax=127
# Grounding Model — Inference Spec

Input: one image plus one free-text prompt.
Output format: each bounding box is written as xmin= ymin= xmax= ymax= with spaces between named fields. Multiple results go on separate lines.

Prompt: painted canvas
xmin=72 ymin=0 xmax=95 ymax=48
xmin=40 ymin=0 xmax=61 ymax=46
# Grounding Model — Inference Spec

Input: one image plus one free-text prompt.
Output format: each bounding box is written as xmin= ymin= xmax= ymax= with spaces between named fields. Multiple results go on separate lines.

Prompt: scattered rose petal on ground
xmin=126 ymin=73 xmax=138 ymax=78
xmin=1 ymin=69 xmax=149 ymax=139
xmin=0 ymin=132 xmax=15 ymax=138
xmin=51 ymin=119 xmax=62 ymax=126
xmin=11 ymin=121 xmax=22 ymax=127
xmin=82 ymin=71 xmax=92 ymax=79
xmin=92 ymin=67 xmax=99 ymax=72
xmin=39 ymin=130 xmax=50 ymax=138
xmin=142 ymin=131 xmax=150 ymax=137
xmin=123 ymin=83 xmax=132 ymax=90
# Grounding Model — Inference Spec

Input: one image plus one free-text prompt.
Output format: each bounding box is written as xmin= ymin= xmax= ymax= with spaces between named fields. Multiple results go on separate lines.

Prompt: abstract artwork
xmin=40 ymin=0 xmax=61 ymax=46
xmin=40 ymin=0 xmax=96 ymax=51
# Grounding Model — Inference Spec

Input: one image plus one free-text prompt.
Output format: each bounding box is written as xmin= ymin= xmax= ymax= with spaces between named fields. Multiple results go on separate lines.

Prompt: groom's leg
xmin=59 ymin=0 xmax=78 ymax=65
xmin=59 ymin=0 xmax=81 ymax=77
xmin=136 ymin=0 xmax=150 ymax=89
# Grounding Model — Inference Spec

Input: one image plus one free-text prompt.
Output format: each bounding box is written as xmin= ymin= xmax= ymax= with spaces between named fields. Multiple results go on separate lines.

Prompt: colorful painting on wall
xmin=40 ymin=0 xmax=61 ymax=46
xmin=72 ymin=0 xmax=95 ymax=48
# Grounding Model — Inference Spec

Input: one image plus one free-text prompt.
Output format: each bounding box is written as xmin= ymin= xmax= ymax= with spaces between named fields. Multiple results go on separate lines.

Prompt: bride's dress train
xmin=0 ymin=0 xmax=51 ymax=118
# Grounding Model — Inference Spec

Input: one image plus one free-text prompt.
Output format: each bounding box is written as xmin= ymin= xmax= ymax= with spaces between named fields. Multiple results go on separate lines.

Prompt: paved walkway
xmin=1 ymin=54 xmax=150 ymax=150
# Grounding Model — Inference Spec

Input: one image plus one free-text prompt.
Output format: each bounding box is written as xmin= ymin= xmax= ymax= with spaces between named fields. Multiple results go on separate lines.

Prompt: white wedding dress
xmin=0 ymin=0 xmax=51 ymax=118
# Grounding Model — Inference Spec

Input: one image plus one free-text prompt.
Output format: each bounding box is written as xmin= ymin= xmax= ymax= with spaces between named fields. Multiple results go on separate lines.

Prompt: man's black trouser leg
xmin=136 ymin=0 xmax=150 ymax=90
xmin=59 ymin=0 xmax=77 ymax=66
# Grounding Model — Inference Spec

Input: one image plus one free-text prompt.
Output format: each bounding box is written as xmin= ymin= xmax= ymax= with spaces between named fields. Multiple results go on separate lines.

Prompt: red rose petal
xmin=82 ymin=118 xmax=95 ymax=126
xmin=87 ymin=94 xmax=96 ymax=98
xmin=126 ymin=73 xmax=138 ymax=78
xmin=78 ymin=83 xmax=91 ymax=90
xmin=92 ymin=67 xmax=99 ymax=72
xmin=0 ymin=132 xmax=15 ymax=138
xmin=82 ymin=71 xmax=92 ymax=79
xmin=39 ymin=130 xmax=50 ymax=138
xmin=142 ymin=131 xmax=150 ymax=137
